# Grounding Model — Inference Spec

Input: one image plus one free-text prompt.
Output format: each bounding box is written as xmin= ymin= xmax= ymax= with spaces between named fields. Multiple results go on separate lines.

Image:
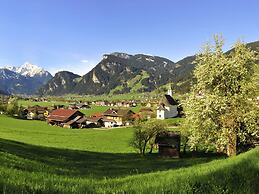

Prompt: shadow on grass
xmin=0 ymin=138 xmax=224 ymax=179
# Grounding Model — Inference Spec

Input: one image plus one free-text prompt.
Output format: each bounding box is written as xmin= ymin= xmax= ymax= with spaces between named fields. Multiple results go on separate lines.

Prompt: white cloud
xmin=80 ymin=59 xmax=89 ymax=63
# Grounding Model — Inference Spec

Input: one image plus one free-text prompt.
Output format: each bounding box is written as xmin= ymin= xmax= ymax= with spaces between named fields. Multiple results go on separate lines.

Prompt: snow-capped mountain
xmin=0 ymin=63 xmax=53 ymax=95
xmin=5 ymin=62 xmax=52 ymax=79
xmin=0 ymin=68 xmax=22 ymax=80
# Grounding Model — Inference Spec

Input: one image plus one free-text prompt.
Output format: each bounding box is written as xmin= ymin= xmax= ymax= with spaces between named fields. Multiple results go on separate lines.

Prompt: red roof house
xmin=47 ymin=109 xmax=84 ymax=128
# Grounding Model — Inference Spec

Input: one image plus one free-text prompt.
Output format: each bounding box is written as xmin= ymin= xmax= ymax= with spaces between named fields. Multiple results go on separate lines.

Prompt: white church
xmin=157 ymin=87 xmax=178 ymax=120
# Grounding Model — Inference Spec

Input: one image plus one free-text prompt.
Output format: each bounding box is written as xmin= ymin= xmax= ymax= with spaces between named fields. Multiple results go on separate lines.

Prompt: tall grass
xmin=0 ymin=115 xmax=258 ymax=193
xmin=0 ymin=141 xmax=257 ymax=193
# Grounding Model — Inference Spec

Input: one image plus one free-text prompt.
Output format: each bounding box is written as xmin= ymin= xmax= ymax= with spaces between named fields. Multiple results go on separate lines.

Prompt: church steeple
xmin=167 ymin=83 xmax=173 ymax=96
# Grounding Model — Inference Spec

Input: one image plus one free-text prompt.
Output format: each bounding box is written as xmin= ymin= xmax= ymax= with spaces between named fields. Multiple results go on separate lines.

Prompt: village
xmin=0 ymin=87 xmax=184 ymax=158
xmin=1 ymin=0 xmax=259 ymax=192
xmin=6 ymin=87 xmax=180 ymax=129
xmin=2 ymin=84 xmax=258 ymax=131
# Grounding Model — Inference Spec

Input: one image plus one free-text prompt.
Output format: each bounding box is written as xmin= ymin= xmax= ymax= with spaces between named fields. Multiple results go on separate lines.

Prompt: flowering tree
xmin=184 ymin=36 xmax=259 ymax=156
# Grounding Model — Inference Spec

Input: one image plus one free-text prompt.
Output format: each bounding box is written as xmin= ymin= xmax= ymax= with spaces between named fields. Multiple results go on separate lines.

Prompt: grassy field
xmin=80 ymin=105 xmax=112 ymax=116
xmin=19 ymin=99 xmax=143 ymax=116
xmin=0 ymin=115 xmax=258 ymax=193
xmin=62 ymin=92 xmax=155 ymax=101
xmin=0 ymin=115 xmax=134 ymax=153
xmin=80 ymin=105 xmax=142 ymax=116
xmin=18 ymin=100 xmax=69 ymax=107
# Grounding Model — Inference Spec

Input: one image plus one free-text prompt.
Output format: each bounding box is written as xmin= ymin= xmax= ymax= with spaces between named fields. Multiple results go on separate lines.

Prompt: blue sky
xmin=0 ymin=0 xmax=258 ymax=75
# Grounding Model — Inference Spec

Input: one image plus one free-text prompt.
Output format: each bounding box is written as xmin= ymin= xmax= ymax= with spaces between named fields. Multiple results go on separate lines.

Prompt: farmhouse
xmin=157 ymin=88 xmax=178 ymax=120
xmin=155 ymin=131 xmax=181 ymax=158
xmin=47 ymin=109 xmax=84 ymax=128
xmin=102 ymin=117 xmax=117 ymax=128
xmin=75 ymin=116 xmax=88 ymax=128
xmin=53 ymin=104 xmax=65 ymax=109
xmin=103 ymin=108 xmax=135 ymax=126
xmin=85 ymin=116 xmax=104 ymax=128
xmin=72 ymin=116 xmax=104 ymax=128
xmin=25 ymin=105 xmax=49 ymax=120
xmin=76 ymin=115 xmax=118 ymax=128
xmin=77 ymin=103 xmax=91 ymax=109
xmin=69 ymin=103 xmax=91 ymax=110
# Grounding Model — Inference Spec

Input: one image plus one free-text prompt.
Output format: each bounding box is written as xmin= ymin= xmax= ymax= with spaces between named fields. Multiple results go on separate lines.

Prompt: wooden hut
xmin=155 ymin=131 xmax=181 ymax=158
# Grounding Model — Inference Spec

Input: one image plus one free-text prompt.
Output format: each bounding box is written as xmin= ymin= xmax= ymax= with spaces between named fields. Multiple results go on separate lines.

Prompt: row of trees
xmin=0 ymin=97 xmax=24 ymax=117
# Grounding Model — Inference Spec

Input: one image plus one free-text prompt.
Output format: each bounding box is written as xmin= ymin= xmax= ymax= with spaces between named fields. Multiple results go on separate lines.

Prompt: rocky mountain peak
xmin=17 ymin=62 xmax=49 ymax=77
xmin=4 ymin=62 xmax=51 ymax=78
xmin=0 ymin=63 xmax=53 ymax=95
xmin=110 ymin=52 xmax=133 ymax=59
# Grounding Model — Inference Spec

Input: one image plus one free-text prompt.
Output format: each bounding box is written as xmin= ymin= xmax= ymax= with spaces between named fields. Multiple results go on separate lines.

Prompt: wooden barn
xmin=85 ymin=116 xmax=104 ymax=128
xmin=47 ymin=109 xmax=84 ymax=128
xmin=155 ymin=131 xmax=181 ymax=158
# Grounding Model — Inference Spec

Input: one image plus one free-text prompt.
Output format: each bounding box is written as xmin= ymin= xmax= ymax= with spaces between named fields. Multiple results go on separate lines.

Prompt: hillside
xmin=73 ymin=53 xmax=179 ymax=94
xmin=40 ymin=40 xmax=259 ymax=96
xmin=247 ymin=40 xmax=259 ymax=52
xmin=41 ymin=53 xmax=194 ymax=95
xmin=0 ymin=115 xmax=258 ymax=193
xmin=38 ymin=71 xmax=81 ymax=96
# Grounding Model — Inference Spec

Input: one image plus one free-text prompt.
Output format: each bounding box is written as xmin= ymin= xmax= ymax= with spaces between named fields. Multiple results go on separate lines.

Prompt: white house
xmin=102 ymin=118 xmax=117 ymax=128
xmin=157 ymin=88 xmax=178 ymax=120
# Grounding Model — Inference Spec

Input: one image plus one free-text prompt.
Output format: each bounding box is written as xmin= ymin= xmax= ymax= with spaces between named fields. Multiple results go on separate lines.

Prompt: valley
xmin=1 ymin=1 xmax=259 ymax=193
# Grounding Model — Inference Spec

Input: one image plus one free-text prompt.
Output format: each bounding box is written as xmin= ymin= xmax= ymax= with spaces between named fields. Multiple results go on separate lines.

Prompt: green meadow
xmin=45 ymin=93 xmax=155 ymax=102
xmin=18 ymin=99 xmax=69 ymax=107
xmin=0 ymin=115 xmax=133 ymax=153
xmin=80 ymin=105 xmax=142 ymax=116
xmin=0 ymin=115 xmax=258 ymax=193
xmin=18 ymin=99 xmax=143 ymax=116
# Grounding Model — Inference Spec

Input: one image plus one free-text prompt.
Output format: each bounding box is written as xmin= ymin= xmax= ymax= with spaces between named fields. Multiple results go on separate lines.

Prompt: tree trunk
xmin=149 ymin=144 xmax=153 ymax=154
xmin=227 ymin=129 xmax=237 ymax=157
xmin=142 ymin=141 xmax=147 ymax=155
xmin=183 ymin=138 xmax=189 ymax=155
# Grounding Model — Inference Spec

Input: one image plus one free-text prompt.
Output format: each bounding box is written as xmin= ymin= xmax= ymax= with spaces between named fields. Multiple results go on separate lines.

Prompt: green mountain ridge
xmin=109 ymin=70 xmax=150 ymax=94
xmin=39 ymin=40 xmax=259 ymax=96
